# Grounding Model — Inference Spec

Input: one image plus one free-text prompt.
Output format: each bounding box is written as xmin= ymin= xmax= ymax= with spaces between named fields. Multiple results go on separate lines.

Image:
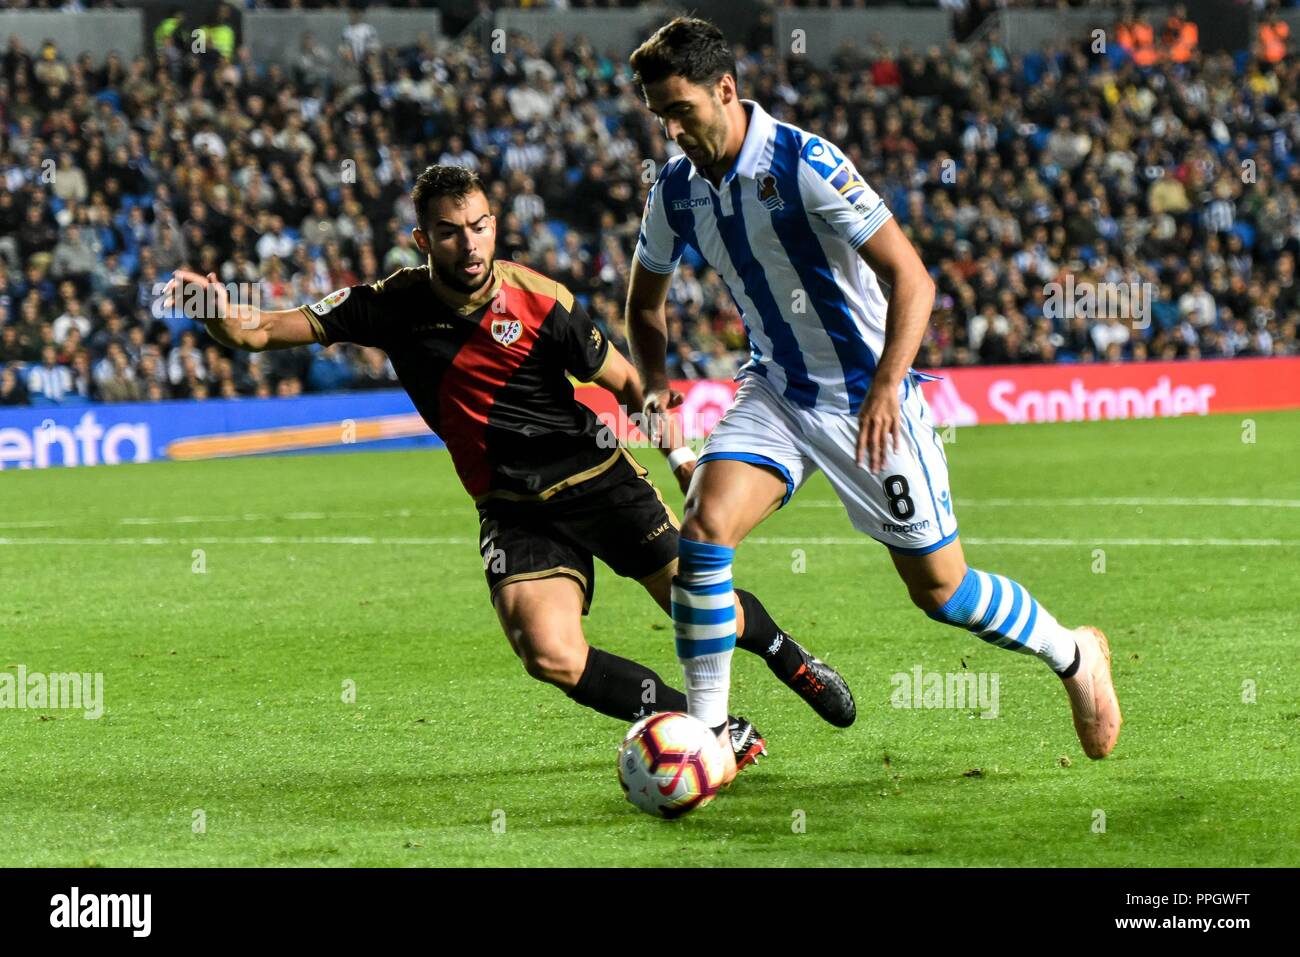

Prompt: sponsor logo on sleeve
xmin=829 ymin=164 xmax=868 ymax=205
xmin=309 ymin=287 xmax=351 ymax=316
xmin=800 ymin=136 xmax=847 ymax=178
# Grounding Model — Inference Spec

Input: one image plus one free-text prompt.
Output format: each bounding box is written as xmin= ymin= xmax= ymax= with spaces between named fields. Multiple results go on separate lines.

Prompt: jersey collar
xmin=686 ymin=99 xmax=775 ymax=188
xmin=427 ymin=259 xmax=503 ymax=316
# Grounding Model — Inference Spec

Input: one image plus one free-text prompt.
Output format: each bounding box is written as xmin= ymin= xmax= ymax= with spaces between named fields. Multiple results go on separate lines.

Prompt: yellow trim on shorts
xmin=490 ymin=566 xmax=591 ymax=612
xmin=637 ymin=558 xmax=678 ymax=588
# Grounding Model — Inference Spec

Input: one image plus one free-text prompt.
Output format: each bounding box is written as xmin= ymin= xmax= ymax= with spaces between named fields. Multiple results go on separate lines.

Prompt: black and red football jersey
xmin=299 ymin=261 xmax=617 ymax=500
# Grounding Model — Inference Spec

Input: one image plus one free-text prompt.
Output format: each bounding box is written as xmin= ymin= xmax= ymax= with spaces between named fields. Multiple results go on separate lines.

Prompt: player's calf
xmin=671 ymin=537 xmax=738 ymax=729
xmin=922 ymin=566 xmax=1122 ymax=758
xmin=923 ymin=566 xmax=1078 ymax=672
xmin=734 ymin=589 xmax=856 ymax=727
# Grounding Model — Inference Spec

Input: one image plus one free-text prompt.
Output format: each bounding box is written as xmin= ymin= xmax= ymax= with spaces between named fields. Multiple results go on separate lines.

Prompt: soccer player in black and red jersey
xmin=168 ymin=164 xmax=855 ymax=782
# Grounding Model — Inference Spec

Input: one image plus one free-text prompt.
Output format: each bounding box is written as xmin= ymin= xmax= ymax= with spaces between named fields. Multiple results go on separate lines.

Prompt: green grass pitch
xmin=1 ymin=409 xmax=1296 ymax=867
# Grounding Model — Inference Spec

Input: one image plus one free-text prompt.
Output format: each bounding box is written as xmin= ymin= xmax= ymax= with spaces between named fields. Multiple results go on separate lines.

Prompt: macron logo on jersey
xmin=671 ymin=196 xmax=712 ymax=211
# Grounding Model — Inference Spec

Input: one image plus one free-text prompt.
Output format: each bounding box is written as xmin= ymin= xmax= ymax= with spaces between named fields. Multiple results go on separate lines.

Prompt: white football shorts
xmin=698 ymin=372 xmax=958 ymax=555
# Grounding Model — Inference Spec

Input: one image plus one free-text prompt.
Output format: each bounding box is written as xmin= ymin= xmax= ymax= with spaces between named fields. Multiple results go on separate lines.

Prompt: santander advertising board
xmin=577 ymin=357 xmax=1300 ymax=438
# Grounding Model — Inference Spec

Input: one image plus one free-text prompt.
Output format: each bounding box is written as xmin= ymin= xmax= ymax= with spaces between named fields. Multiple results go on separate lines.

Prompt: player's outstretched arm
xmin=164 ymin=270 xmax=320 ymax=352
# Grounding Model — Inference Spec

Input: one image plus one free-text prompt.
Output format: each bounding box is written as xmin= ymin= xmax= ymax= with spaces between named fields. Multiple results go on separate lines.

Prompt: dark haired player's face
xmin=644 ymin=75 xmax=732 ymax=175
xmin=413 ymin=190 xmax=496 ymax=293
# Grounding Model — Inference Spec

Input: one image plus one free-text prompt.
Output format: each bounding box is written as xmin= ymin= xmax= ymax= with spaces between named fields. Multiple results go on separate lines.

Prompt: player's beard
xmin=681 ymin=106 xmax=730 ymax=177
xmin=432 ymin=253 xmax=494 ymax=295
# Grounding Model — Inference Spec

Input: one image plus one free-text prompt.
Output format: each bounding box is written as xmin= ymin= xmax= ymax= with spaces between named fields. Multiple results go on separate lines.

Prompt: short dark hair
xmin=411 ymin=165 xmax=486 ymax=230
xmin=629 ymin=17 xmax=736 ymax=98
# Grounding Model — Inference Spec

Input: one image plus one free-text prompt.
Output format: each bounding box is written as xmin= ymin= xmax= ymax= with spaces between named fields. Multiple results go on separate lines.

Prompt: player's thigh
xmin=479 ymin=505 xmax=597 ymax=615
xmin=681 ymin=459 xmax=787 ymax=546
xmin=689 ymin=378 xmax=812 ymax=546
xmin=491 ymin=575 xmax=589 ymax=683
xmin=809 ymin=377 xmax=960 ymax=555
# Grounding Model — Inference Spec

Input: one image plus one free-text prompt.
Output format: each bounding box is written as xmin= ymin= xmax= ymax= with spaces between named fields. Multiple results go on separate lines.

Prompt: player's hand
xmin=672 ymin=458 xmax=696 ymax=495
xmin=163 ymin=270 xmax=229 ymax=322
xmin=641 ymin=387 xmax=685 ymax=447
xmin=856 ymin=377 xmax=902 ymax=473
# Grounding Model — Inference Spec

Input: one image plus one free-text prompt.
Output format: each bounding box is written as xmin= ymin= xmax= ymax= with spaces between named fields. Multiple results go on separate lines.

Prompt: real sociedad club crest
xmin=491 ymin=318 xmax=523 ymax=347
xmin=757 ymin=173 xmax=785 ymax=210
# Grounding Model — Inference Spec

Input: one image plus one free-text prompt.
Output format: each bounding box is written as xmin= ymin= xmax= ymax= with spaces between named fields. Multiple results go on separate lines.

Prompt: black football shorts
xmin=476 ymin=449 xmax=679 ymax=613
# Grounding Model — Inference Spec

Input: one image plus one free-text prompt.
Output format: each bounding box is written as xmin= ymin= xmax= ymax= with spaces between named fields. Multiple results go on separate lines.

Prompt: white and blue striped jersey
xmin=635 ymin=100 xmax=895 ymax=413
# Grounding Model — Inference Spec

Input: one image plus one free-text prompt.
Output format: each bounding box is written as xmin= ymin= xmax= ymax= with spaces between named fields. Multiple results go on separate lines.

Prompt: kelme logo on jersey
xmin=490 ymin=318 xmax=523 ymax=347
xmin=308 ymin=287 xmax=350 ymax=316
xmin=756 ymin=173 xmax=785 ymax=210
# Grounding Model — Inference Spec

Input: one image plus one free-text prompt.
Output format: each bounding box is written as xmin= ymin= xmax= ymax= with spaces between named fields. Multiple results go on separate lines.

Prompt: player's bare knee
xmin=680 ymin=510 xmax=735 ymax=548
xmin=907 ymin=584 xmax=949 ymax=614
xmin=519 ymin=639 xmax=586 ymax=689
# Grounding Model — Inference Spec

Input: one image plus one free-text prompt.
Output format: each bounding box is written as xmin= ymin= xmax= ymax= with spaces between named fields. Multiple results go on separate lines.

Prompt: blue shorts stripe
xmin=697 ymin=451 xmax=795 ymax=506
xmin=885 ymin=527 xmax=959 ymax=557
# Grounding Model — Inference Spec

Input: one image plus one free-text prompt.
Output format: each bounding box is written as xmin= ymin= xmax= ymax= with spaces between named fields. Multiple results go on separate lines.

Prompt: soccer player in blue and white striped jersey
xmin=624 ymin=18 xmax=1121 ymax=775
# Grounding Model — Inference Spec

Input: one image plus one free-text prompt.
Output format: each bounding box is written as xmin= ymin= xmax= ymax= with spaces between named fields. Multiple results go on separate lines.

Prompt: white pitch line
xmin=3 ymin=497 xmax=1295 ymax=532
xmin=0 ymin=536 xmax=1294 ymax=548
xmin=0 ymin=508 xmax=437 ymax=530
xmin=794 ymin=497 xmax=1300 ymax=509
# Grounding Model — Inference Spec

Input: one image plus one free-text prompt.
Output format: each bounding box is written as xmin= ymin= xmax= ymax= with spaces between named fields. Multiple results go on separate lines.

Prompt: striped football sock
xmin=927 ymin=568 xmax=1079 ymax=674
xmin=671 ymin=538 xmax=737 ymax=728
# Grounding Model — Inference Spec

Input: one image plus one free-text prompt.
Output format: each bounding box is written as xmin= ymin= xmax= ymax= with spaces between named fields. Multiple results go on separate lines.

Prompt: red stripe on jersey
xmin=437 ymin=279 xmax=556 ymax=495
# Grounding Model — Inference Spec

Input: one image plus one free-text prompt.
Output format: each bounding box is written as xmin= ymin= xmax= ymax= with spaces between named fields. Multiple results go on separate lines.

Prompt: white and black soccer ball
xmin=617 ymin=711 xmax=726 ymax=819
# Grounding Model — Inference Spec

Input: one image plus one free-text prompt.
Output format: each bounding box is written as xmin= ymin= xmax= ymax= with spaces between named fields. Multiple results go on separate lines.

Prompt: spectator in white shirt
xmin=342 ymin=10 xmax=378 ymax=64
xmin=53 ymin=299 xmax=92 ymax=344
xmin=168 ymin=330 xmax=206 ymax=385
xmin=1091 ymin=317 xmax=1131 ymax=354
xmin=28 ymin=346 xmax=73 ymax=402
xmin=255 ymin=215 xmax=295 ymax=262
xmin=501 ymin=130 xmax=545 ymax=176
xmin=438 ymin=135 xmax=480 ymax=172
xmin=1178 ymin=282 xmax=1217 ymax=327
xmin=511 ymin=177 xmax=546 ymax=230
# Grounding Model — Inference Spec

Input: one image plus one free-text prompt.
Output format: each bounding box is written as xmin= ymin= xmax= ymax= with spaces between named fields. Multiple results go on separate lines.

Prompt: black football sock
xmin=565 ymin=646 xmax=689 ymax=722
xmin=734 ymin=588 xmax=804 ymax=681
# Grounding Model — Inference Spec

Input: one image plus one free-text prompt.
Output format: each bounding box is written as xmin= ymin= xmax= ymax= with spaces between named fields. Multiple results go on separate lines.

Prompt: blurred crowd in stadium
xmin=0 ymin=2 xmax=1298 ymax=406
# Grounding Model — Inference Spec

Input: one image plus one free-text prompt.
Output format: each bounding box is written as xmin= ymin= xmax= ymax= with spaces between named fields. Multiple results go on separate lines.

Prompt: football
xmin=617 ymin=712 xmax=727 ymax=819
